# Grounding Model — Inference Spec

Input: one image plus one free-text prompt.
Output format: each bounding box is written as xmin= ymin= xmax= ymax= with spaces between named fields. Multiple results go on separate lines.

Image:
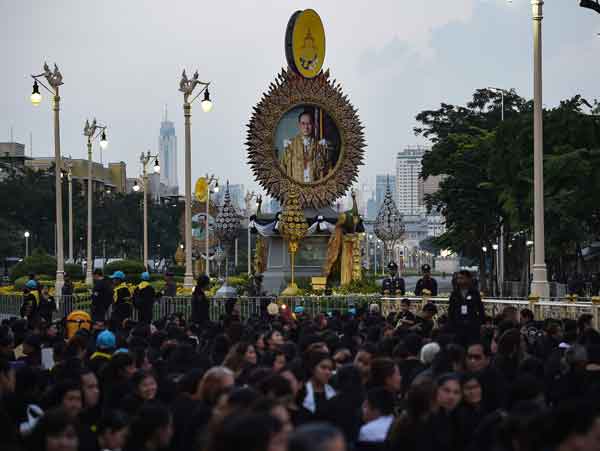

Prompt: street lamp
xmin=24 ymin=231 xmax=30 ymax=257
xmin=245 ymin=191 xmax=260 ymax=275
xmin=137 ymin=151 xmax=160 ymax=270
xmin=179 ymin=69 xmax=213 ymax=288
xmin=63 ymin=158 xmax=74 ymax=263
xmin=203 ymin=175 xmax=219 ymax=278
xmin=30 ymin=62 xmax=66 ymax=296
xmin=83 ymin=119 xmax=109 ymax=285
xmin=530 ymin=0 xmax=549 ymax=298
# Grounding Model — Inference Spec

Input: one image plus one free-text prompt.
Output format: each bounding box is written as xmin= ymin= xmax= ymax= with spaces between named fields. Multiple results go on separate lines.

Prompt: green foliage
xmin=14 ymin=275 xmax=54 ymax=290
xmin=168 ymin=266 xmax=186 ymax=277
xmin=416 ymin=90 xmax=600 ymax=281
xmin=103 ymin=260 xmax=146 ymax=281
xmin=333 ymin=276 xmax=380 ymax=295
xmin=10 ymin=250 xmax=57 ymax=281
xmin=64 ymin=263 xmax=84 ymax=280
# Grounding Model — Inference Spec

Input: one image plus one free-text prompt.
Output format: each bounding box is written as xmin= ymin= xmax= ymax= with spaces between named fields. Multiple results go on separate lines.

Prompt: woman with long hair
xmin=122 ymin=370 xmax=159 ymax=415
xmin=387 ymin=380 xmax=436 ymax=451
xmin=301 ymin=351 xmax=335 ymax=418
xmin=222 ymin=341 xmax=257 ymax=376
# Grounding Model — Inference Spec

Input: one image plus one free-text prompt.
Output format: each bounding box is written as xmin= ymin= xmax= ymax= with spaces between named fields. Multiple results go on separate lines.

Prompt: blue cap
xmin=25 ymin=279 xmax=37 ymax=289
xmin=113 ymin=348 xmax=129 ymax=355
xmin=141 ymin=271 xmax=150 ymax=281
xmin=109 ymin=271 xmax=125 ymax=280
xmin=348 ymin=308 xmax=357 ymax=315
xmin=96 ymin=330 xmax=116 ymax=349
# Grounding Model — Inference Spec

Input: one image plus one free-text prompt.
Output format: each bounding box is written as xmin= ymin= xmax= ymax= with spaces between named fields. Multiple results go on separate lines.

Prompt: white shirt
xmin=358 ymin=415 xmax=394 ymax=443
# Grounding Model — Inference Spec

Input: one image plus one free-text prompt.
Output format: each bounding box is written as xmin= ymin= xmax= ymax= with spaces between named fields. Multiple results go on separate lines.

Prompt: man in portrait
xmin=281 ymin=110 xmax=330 ymax=183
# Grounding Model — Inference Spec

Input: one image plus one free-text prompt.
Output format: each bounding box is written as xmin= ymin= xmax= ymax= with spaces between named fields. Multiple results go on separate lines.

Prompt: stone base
xmin=262 ymin=235 xmax=330 ymax=295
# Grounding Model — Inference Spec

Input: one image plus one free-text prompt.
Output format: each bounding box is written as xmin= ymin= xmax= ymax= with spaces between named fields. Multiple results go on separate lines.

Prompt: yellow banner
xmin=195 ymin=177 xmax=208 ymax=202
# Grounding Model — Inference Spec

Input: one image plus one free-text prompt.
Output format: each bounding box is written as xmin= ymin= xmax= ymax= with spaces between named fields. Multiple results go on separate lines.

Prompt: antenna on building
xmin=9 ymin=126 xmax=13 ymax=142
xmin=164 ymin=104 xmax=168 ymax=121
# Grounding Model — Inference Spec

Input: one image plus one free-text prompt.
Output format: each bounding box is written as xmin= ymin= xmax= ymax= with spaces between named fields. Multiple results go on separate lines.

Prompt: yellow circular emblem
xmin=290 ymin=9 xmax=325 ymax=79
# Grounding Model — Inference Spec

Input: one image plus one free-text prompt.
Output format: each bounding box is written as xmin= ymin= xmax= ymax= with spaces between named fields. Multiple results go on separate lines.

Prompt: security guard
xmin=133 ymin=271 xmax=157 ymax=324
xmin=20 ymin=279 xmax=40 ymax=325
xmin=381 ymin=261 xmax=406 ymax=297
xmin=415 ymin=264 xmax=438 ymax=297
xmin=110 ymin=271 xmax=132 ymax=328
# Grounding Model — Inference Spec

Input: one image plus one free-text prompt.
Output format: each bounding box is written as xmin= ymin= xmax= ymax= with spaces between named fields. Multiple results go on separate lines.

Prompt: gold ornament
xmin=280 ymin=186 xmax=308 ymax=295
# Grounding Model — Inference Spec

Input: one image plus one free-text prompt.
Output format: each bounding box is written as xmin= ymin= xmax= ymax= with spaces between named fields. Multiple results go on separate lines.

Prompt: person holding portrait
xmin=281 ymin=110 xmax=330 ymax=183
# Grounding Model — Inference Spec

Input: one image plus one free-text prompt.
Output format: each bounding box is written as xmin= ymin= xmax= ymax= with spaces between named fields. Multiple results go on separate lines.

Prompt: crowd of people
xmin=2 ymin=267 xmax=600 ymax=451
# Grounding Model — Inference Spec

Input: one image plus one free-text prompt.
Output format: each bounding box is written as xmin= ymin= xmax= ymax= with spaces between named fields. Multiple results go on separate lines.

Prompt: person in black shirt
xmin=411 ymin=302 xmax=438 ymax=338
xmin=395 ymin=298 xmax=417 ymax=330
xmin=415 ymin=264 xmax=438 ymax=297
xmin=448 ymin=270 xmax=485 ymax=346
xmin=191 ymin=275 xmax=210 ymax=325
xmin=381 ymin=261 xmax=406 ymax=297
xmin=133 ymin=272 xmax=157 ymax=324
xmin=91 ymin=269 xmax=112 ymax=322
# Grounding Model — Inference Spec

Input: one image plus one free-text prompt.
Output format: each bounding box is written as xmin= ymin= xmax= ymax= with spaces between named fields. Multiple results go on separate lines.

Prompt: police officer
xmin=415 ymin=264 xmax=438 ymax=297
xmin=381 ymin=261 xmax=406 ymax=297
xmin=133 ymin=271 xmax=157 ymax=324
xmin=110 ymin=271 xmax=132 ymax=329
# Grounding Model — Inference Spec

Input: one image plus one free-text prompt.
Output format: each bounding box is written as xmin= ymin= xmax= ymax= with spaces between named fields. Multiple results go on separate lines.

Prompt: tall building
xmin=158 ymin=107 xmax=178 ymax=193
xmin=375 ymin=175 xmax=396 ymax=209
xmin=395 ymin=146 xmax=429 ymax=215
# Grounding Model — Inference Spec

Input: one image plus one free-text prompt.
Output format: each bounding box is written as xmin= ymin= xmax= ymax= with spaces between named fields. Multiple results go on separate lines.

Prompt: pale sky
xmin=1 ymin=0 xmax=598 ymax=195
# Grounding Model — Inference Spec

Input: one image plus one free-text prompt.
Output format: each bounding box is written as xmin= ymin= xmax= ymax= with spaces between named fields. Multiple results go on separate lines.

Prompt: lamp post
xmin=529 ymin=0 xmax=550 ymax=298
xmin=83 ymin=119 xmax=108 ymax=285
xmin=134 ymin=151 xmax=160 ymax=269
xmin=24 ymin=231 xmax=30 ymax=257
xmin=492 ymin=243 xmax=499 ymax=297
xmin=30 ymin=62 xmax=65 ymax=295
xmin=203 ymin=175 xmax=219 ymax=277
xmin=488 ymin=86 xmax=508 ymax=296
xmin=62 ymin=158 xmax=74 ymax=263
xmin=179 ymin=70 xmax=213 ymax=288
xmin=245 ymin=191 xmax=259 ymax=275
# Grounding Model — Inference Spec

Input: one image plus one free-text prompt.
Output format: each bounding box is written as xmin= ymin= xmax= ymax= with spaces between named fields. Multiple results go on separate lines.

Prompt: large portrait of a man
xmin=275 ymin=106 xmax=341 ymax=184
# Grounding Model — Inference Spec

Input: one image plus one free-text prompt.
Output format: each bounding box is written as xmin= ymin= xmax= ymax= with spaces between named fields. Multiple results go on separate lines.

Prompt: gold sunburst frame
xmin=246 ymin=68 xmax=365 ymax=208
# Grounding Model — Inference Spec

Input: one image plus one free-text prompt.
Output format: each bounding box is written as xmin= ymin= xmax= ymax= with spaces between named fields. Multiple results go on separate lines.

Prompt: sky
xmin=1 ymin=0 xmax=599 ymax=196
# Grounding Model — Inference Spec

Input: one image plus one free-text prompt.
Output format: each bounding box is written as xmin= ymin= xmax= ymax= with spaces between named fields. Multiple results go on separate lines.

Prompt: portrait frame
xmin=247 ymin=68 xmax=365 ymax=208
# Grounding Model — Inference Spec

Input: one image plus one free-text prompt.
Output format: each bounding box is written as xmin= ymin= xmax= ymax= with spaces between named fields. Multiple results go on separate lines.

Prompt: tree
xmin=416 ymin=90 xmax=600 ymax=288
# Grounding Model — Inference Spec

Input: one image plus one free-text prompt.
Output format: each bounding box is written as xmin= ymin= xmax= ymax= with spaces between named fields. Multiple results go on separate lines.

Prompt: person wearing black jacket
xmin=448 ymin=270 xmax=485 ymax=346
xmin=191 ymin=275 xmax=210 ymax=325
xmin=415 ymin=264 xmax=438 ymax=297
xmin=91 ymin=269 xmax=112 ymax=322
xmin=133 ymin=272 xmax=157 ymax=324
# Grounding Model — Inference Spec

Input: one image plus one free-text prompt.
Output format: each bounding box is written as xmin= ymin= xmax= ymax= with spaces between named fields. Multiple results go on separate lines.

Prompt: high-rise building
xmin=375 ymin=175 xmax=396 ymax=209
xmin=395 ymin=146 xmax=429 ymax=215
xmin=158 ymin=107 xmax=178 ymax=193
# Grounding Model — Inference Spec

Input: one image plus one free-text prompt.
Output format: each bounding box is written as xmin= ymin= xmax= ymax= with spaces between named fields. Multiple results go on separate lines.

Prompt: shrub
xmin=168 ymin=266 xmax=186 ymax=277
xmin=103 ymin=260 xmax=146 ymax=282
xmin=10 ymin=251 xmax=57 ymax=281
xmin=14 ymin=275 xmax=55 ymax=290
xmin=64 ymin=263 xmax=84 ymax=280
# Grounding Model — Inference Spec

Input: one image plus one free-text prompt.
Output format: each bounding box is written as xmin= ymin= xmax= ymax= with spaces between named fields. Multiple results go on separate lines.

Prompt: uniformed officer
xmin=133 ymin=271 xmax=157 ymax=324
xmin=381 ymin=261 xmax=406 ymax=297
xmin=110 ymin=271 xmax=132 ymax=329
xmin=415 ymin=264 xmax=438 ymax=297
